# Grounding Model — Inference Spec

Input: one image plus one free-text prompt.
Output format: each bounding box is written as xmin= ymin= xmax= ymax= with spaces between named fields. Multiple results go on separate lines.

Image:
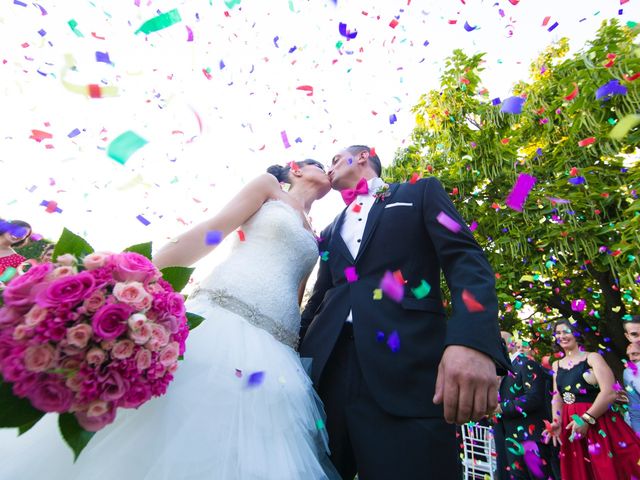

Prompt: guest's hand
xmin=566 ymin=419 xmax=589 ymax=439
xmin=433 ymin=345 xmax=498 ymax=424
xmin=542 ymin=421 xmax=562 ymax=447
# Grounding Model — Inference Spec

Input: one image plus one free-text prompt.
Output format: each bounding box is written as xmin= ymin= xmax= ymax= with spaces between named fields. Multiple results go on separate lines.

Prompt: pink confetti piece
xmin=296 ymin=85 xmax=314 ymax=96
xmin=436 ymin=212 xmax=461 ymax=233
xmin=505 ymin=173 xmax=536 ymax=212
xmin=379 ymin=271 xmax=404 ymax=302
xmin=344 ymin=266 xmax=358 ymax=283
xmin=281 ymin=130 xmax=291 ymax=148
xmin=462 ymin=289 xmax=485 ymax=312
xmin=571 ymin=299 xmax=586 ymax=312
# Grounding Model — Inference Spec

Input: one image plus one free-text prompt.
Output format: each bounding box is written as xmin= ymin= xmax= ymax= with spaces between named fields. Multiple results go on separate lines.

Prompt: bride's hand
xmin=542 ymin=420 xmax=562 ymax=447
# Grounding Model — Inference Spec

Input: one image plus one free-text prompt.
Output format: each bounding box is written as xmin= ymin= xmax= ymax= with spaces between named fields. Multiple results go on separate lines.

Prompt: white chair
xmin=460 ymin=423 xmax=496 ymax=480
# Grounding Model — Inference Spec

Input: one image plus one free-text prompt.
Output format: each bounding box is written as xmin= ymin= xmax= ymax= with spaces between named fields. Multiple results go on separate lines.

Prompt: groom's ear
xmin=357 ymin=150 xmax=369 ymax=166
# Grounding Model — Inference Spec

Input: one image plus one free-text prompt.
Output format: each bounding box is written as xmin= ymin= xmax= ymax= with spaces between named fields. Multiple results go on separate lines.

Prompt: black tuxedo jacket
xmin=498 ymin=355 xmax=549 ymax=442
xmin=300 ymin=177 xmax=510 ymax=417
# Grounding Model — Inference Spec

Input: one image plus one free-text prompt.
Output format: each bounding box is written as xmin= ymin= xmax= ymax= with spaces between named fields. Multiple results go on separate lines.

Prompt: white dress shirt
xmin=340 ymin=177 xmax=386 ymax=322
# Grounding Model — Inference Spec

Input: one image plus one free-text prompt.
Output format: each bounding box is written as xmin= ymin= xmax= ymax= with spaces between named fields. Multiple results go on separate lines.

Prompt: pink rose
xmin=2 ymin=263 xmax=54 ymax=310
xmin=24 ymin=344 xmax=56 ymax=372
xmin=82 ymin=253 xmax=112 ymax=270
xmin=135 ymin=348 xmax=152 ymax=370
xmin=150 ymin=324 xmax=169 ymax=347
xmin=12 ymin=325 xmax=31 ymax=341
xmin=28 ymin=378 xmax=73 ymax=413
xmin=83 ymin=290 xmax=106 ymax=313
xmin=119 ymin=383 xmax=152 ymax=408
xmin=167 ymin=362 xmax=178 ymax=374
xmin=66 ymin=374 xmax=84 ymax=392
xmin=129 ymin=323 xmax=152 ymax=345
xmin=111 ymin=339 xmax=135 ymax=359
xmin=159 ymin=341 xmax=180 ymax=367
xmin=113 ymin=253 xmax=159 ymax=283
xmin=75 ymin=404 xmax=116 ymax=432
xmin=113 ymin=282 xmax=152 ymax=311
xmin=49 ymin=266 xmax=78 ymax=280
xmin=92 ymin=303 xmax=133 ymax=341
xmin=165 ymin=293 xmax=186 ymax=318
xmin=0 ymin=306 xmax=22 ymax=327
xmin=128 ymin=313 xmax=147 ymax=330
xmin=36 ymin=272 xmax=96 ymax=308
xmin=100 ymin=371 xmax=128 ymax=401
xmin=24 ymin=305 xmax=48 ymax=327
xmin=86 ymin=347 xmax=106 ymax=366
xmin=86 ymin=400 xmax=109 ymax=417
xmin=66 ymin=324 xmax=93 ymax=349
xmin=56 ymin=254 xmax=77 ymax=266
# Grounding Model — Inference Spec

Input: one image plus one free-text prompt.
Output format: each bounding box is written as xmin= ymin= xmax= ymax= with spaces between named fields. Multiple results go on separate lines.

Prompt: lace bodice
xmin=190 ymin=200 xmax=319 ymax=345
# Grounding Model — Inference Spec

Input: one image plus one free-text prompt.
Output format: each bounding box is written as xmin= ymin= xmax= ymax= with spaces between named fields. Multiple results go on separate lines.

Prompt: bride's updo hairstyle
xmin=267 ymin=159 xmax=325 ymax=184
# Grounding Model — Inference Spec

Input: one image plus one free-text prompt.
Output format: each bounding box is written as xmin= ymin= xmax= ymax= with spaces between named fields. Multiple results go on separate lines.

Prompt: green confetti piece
xmin=609 ymin=114 xmax=640 ymax=140
xmin=316 ymin=418 xmax=325 ymax=430
xmin=135 ymin=9 xmax=182 ymax=35
xmin=336 ymin=40 xmax=343 ymax=49
xmin=598 ymin=429 xmax=606 ymax=437
xmin=571 ymin=414 xmax=585 ymax=427
xmin=107 ymin=131 xmax=148 ymax=165
xmin=411 ymin=280 xmax=431 ymax=299
xmin=224 ymin=0 xmax=241 ymax=8
xmin=627 ymin=21 xmax=638 ymax=28
xmin=0 ymin=267 xmax=17 ymax=283
xmin=288 ymin=0 xmax=294 ymax=11
xmin=67 ymin=19 xmax=84 ymax=37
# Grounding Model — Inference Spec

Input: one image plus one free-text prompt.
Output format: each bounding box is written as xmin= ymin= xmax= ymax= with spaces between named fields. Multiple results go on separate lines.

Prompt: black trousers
xmin=318 ymin=323 xmax=461 ymax=480
xmin=495 ymin=423 xmax=559 ymax=480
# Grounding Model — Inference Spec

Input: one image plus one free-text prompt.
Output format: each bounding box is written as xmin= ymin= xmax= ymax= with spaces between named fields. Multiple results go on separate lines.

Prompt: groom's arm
xmin=300 ymin=225 xmax=333 ymax=341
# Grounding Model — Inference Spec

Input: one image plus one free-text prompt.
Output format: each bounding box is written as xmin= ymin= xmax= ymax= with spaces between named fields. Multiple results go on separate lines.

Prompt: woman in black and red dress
xmin=0 ymin=220 xmax=31 ymax=281
xmin=545 ymin=318 xmax=640 ymax=479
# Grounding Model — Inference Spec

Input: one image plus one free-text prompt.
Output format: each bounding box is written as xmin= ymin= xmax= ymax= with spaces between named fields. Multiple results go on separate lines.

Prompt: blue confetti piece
xmin=389 ymin=114 xmax=397 ymax=124
xmin=463 ymin=21 xmax=477 ymax=32
xmin=219 ymin=60 xmax=225 ymax=70
xmin=568 ymin=176 xmax=586 ymax=185
xmin=205 ymin=230 xmax=223 ymax=245
xmin=247 ymin=371 xmax=265 ymax=387
xmin=501 ymin=96 xmax=526 ymax=114
xmin=387 ymin=331 xmax=400 ymax=352
xmin=13 ymin=0 xmax=27 ymax=6
xmin=95 ymin=51 xmax=112 ymax=64
xmin=136 ymin=214 xmax=150 ymax=226
xmin=491 ymin=97 xmax=501 ymax=106
xmin=273 ymin=36 xmax=279 ymax=48
xmin=67 ymin=128 xmax=81 ymax=138
xmin=547 ymin=22 xmax=559 ymax=32
xmin=38 ymin=29 xmax=46 ymax=36
xmin=288 ymin=46 xmax=297 ymax=53
xmin=423 ymin=40 xmax=430 ymax=46
xmin=376 ymin=331 xmax=385 ymax=342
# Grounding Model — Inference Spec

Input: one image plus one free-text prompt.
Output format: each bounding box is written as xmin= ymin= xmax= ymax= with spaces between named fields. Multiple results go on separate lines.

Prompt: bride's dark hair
xmin=267 ymin=159 xmax=324 ymax=184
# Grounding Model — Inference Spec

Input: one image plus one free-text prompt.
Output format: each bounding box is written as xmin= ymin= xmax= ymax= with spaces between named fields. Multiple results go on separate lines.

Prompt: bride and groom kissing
xmin=1 ymin=145 xmax=509 ymax=480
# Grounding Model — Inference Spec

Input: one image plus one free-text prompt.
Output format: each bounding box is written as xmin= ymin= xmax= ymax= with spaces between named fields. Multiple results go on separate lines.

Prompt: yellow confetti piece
xmin=373 ymin=288 xmax=383 ymax=300
xmin=609 ymin=114 xmax=640 ymax=140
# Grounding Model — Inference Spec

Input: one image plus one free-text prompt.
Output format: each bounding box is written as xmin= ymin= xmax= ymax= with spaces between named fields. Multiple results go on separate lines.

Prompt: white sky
xmin=0 ymin=0 xmax=637 ymax=281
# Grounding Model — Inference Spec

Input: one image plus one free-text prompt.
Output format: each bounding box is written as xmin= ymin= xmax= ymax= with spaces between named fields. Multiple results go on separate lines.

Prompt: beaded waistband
xmin=190 ymin=287 xmax=299 ymax=350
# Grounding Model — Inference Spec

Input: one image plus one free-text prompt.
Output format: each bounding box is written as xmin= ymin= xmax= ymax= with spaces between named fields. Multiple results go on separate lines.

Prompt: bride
xmin=0 ymin=159 xmax=338 ymax=479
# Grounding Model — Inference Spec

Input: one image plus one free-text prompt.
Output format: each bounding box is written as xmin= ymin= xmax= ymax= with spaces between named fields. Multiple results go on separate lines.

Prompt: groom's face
xmin=328 ymin=149 xmax=360 ymax=190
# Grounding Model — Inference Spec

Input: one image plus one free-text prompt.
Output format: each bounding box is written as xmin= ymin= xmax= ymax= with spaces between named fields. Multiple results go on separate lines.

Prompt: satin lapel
xmin=355 ymin=183 xmax=400 ymax=263
xmin=330 ymin=208 xmax=354 ymax=263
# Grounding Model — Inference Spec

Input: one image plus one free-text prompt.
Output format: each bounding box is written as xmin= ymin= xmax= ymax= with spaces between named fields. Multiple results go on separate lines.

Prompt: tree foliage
xmin=385 ymin=20 xmax=640 ymax=375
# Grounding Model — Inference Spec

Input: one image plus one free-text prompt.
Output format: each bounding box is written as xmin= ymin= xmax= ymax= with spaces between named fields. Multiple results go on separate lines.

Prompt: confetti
xmin=107 ymin=131 xmax=148 ymax=165
xmin=379 ymin=270 xmax=404 ymax=302
xmin=280 ymin=130 xmax=291 ymax=149
xmin=236 ymin=230 xmax=246 ymax=242
xmin=411 ymin=280 xmax=431 ymax=299
xmin=247 ymin=371 xmax=265 ymax=387
xmin=344 ymin=266 xmax=358 ymax=283
xmin=505 ymin=173 xmax=536 ymax=212
xmin=462 ymin=289 xmax=485 ymax=312
xmin=436 ymin=212 xmax=461 ymax=233
xmin=68 ymin=19 xmax=84 ymax=37
xmin=135 ymin=9 xmax=182 ymax=35
xmin=578 ymin=137 xmax=596 ymax=147
xmin=136 ymin=214 xmax=150 ymax=226
xmin=0 ymin=267 xmax=18 ymax=283
xmin=463 ymin=21 xmax=477 ymax=32
xmin=95 ymin=51 xmax=112 ymax=64
xmin=387 ymin=331 xmax=400 ymax=352
xmin=500 ymin=96 xmax=526 ymax=114
xmin=595 ymin=79 xmax=627 ymax=101
xmin=564 ymin=83 xmax=579 ymax=101
xmin=205 ymin=230 xmax=223 ymax=245
xmin=338 ymin=22 xmax=357 ymax=39
xmin=296 ymin=85 xmax=314 ymax=96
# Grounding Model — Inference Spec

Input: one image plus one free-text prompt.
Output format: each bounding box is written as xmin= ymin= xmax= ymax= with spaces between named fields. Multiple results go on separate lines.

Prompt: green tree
xmin=385 ymin=20 xmax=640 ymax=376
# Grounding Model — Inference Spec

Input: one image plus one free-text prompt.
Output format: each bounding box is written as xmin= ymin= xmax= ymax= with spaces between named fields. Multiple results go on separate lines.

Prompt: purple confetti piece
xmin=491 ymin=97 xmax=501 ymax=106
xmin=344 ymin=266 xmax=358 ymax=283
xmin=95 ymin=51 xmax=111 ymax=64
xmin=205 ymin=230 xmax=223 ymax=245
xmin=338 ymin=22 xmax=358 ymax=39
xmin=33 ymin=3 xmax=47 ymax=15
xmin=38 ymin=29 xmax=46 ymax=36
xmin=273 ymin=36 xmax=279 ymax=48
xmin=186 ymin=26 xmax=193 ymax=41
xmin=423 ymin=40 xmax=430 ymax=46
xmin=546 ymin=196 xmax=570 ymax=204
xmin=247 ymin=371 xmax=265 ymax=387
xmin=136 ymin=214 xmax=150 ymax=226
xmin=522 ymin=441 xmax=544 ymax=479
xmin=436 ymin=211 xmax=461 ymax=233
xmin=379 ymin=271 xmax=404 ymax=303
xmin=280 ymin=130 xmax=291 ymax=148
xmin=389 ymin=114 xmax=397 ymax=124
xmin=571 ymin=299 xmax=586 ymax=312
xmin=387 ymin=331 xmax=400 ymax=352
xmin=294 ymin=137 xmax=302 ymax=143
xmin=595 ymin=79 xmax=627 ymax=101
xmin=469 ymin=220 xmax=478 ymax=232
xmin=463 ymin=21 xmax=477 ymax=32
xmin=505 ymin=173 xmax=536 ymax=212
xmin=547 ymin=21 xmax=559 ymax=32
xmin=67 ymin=128 xmax=81 ymax=138
xmin=500 ymin=96 xmax=526 ymax=114
xmin=219 ymin=60 xmax=225 ymax=70
xmin=568 ymin=176 xmax=586 ymax=185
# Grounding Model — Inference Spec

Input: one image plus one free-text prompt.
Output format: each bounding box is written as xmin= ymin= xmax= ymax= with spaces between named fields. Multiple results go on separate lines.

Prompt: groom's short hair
xmin=346 ymin=145 xmax=382 ymax=177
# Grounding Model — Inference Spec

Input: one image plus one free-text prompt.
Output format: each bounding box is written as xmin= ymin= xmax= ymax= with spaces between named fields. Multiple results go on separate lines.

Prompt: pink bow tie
xmin=340 ymin=178 xmax=369 ymax=205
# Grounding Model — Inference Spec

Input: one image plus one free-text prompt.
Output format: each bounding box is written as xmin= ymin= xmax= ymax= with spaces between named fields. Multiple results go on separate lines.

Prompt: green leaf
xmin=123 ymin=242 xmax=153 ymax=260
xmin=58 ymin=413 xmax=95 ymax=462
xmin=186 ymin=311 xmax=205 ymax=330
xmin=18 ymin=417 xmax=42 ymax=435
xmin=52 ymin=228 xmax=94 ymax=261
xmin=0 ymin=381 xmax=45 ymax=428
xmin=160 ymin=266 xmax=195 ymax=293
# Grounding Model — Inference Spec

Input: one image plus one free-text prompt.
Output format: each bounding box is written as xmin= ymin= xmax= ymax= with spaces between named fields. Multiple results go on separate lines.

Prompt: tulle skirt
xmin=0 ymin=297 xmax=337 ymax=480
xmin=559 ymin=402 xmax=640 ymax=480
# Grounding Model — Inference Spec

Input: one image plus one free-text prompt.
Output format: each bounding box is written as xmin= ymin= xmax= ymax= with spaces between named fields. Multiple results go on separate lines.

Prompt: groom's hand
xmin=433 ymin=345 xmax=498 ymax=424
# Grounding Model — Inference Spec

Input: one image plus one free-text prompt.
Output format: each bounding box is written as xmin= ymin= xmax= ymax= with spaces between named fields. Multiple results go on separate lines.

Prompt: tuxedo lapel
xmin=355 ymin=183 xmax=400 ymax=263
xmin=330 ymin=208 xmax=354 ymax=263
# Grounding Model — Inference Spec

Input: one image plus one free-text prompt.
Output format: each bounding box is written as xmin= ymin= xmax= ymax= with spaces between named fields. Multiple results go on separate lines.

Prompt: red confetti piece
xmin=237 ymin=230 xmax=245 ymax=241
xmin=45 ymin=200 xmax=58 ymax=213
xmin=623 ymin=72 xmax=640 ymax=82
xmin=564 ymin=83 xmax=579 ymax=101
xmin=352 ymin=204 xmax=362 ymax=213
xmin=288 ymin=161 xmax=300 ymax=171
xmin=29 ymin=129 xmax=52 ymax=142
xmin=462 ymin=289 xmax=485 ymax=312
xmin=87 ymin=84 xmax=102 ymax=98
xmin=202 ymin=68 xmax=212 ymax=80
xmin=296 ymin=85 xmax=314 ymax=96
xmin=542 ymin=16 xmax=551 ymax=26
xmin=578 ymin=137 xmax=596 ymax=147
xmin=91 ymin=32 xmax=106 ymax=40
xmin=409 ymin=172 xmax=420 ymax=184
xmin=389 ymin=18 xmax=399 ymax=28
xmin=508 ymin=0 xmax=519 ymax=4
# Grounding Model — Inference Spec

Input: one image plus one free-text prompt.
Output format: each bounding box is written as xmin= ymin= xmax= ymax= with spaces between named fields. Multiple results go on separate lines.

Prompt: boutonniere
xmin=373 ymin=183 xmax=390 ymax=203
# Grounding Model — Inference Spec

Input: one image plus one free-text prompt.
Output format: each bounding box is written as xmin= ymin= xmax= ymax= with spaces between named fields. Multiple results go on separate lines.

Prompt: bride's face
xmin=300 ymin=163 xmax=331 ymax=199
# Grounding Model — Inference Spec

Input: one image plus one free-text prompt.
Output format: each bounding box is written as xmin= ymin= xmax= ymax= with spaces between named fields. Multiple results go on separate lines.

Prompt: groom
xmin=300 ymin=145 xmax=510 ymax=479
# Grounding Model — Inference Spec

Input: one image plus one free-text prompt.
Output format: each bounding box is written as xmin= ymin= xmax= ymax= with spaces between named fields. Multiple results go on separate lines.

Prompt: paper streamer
xmin=505 ymin=173 xmax=536 ymax=212
xmin=61 ymin=54 xmax=119 ymax=98
xmin=135 ymin=9 xmax=182 ymax=35
xmin=107 ymin=131 xmax=148 ymax=165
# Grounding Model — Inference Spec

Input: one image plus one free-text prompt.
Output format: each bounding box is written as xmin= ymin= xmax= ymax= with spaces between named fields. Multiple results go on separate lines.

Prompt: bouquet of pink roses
xmin=0 ymin=229 xmax=202 ymax=459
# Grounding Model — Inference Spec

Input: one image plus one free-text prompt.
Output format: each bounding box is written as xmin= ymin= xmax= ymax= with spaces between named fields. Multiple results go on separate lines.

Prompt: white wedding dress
xmin=0 ymin=200 xmax=338 ymax=480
